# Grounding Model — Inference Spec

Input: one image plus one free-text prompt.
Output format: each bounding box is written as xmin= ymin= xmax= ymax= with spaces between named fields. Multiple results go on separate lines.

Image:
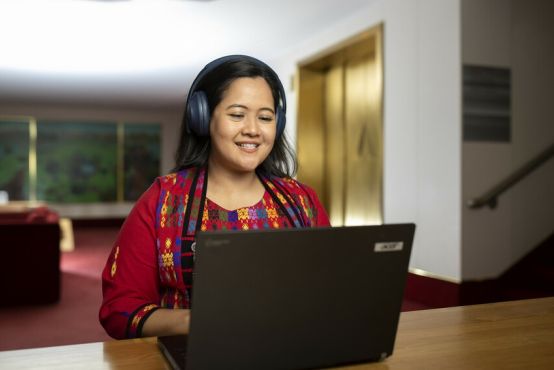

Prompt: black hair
xmin=173 ymin=57 xmax=297 ymax=178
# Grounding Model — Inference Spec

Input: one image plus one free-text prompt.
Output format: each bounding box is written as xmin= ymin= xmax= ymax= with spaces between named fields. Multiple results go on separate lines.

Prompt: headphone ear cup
xmin=276 ymin=106 xmax=286 ymax=138
xmin=186 ymin=90 xmax=211 ymax=136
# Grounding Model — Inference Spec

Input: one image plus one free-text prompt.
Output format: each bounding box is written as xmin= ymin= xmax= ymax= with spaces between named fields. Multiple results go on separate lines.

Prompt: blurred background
xmin=0 ymin=0 xmax=552 ymax=350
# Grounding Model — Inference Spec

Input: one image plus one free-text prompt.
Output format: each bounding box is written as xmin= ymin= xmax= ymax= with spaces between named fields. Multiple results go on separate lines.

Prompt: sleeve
xmin=300 ymin=184 xmax=331 ymax=227
xmin=99 ymin=180 xmax=162 ymax=339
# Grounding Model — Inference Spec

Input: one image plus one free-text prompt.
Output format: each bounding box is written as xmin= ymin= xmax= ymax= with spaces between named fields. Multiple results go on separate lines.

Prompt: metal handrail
xmin=467 ymin=142 xmax=554 ymax=209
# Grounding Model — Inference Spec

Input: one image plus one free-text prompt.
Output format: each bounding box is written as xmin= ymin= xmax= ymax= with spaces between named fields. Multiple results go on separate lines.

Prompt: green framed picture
xmin=37 ymin=121 xmax=118 ymax=202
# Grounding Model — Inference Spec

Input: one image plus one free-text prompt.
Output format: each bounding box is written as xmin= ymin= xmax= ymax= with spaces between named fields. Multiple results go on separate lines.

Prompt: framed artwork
xmin=0 ymin=117 xmax=161 ymax=203
xmin=36 ymin=120 xmax=118 ymax=202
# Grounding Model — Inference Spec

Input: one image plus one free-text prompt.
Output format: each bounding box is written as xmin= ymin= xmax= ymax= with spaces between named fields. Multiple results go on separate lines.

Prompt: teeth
xmin=238 ymin=143 xmax=258 ymax=149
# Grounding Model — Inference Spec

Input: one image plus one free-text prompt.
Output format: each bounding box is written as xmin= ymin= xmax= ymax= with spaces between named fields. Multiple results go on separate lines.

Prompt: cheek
xmin=263 ymin=126 xmax=277 ymax=145
xmin=210 ymin=119 xmax=231 ymax=142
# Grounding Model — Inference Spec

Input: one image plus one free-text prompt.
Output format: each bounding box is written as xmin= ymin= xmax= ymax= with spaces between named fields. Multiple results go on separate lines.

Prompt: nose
xmin=241 ymin=115 xmax=260 ymax=136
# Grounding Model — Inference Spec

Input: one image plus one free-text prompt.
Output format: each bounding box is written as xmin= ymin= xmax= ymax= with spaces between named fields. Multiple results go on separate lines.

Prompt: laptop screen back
xmin=181 ymin=224 xmax=415 ymax=370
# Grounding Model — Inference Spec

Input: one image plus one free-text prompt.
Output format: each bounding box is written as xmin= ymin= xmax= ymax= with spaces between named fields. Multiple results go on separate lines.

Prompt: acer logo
xmin=374 ymin=242 xmax=404 ymax=252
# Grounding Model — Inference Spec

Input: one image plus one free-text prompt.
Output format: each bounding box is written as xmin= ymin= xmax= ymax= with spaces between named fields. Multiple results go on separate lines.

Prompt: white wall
xmin=462 ymin=0 xmax=554 ymax=279
xmin=0 ymin=102 xmax=182 ymax=218
xmin=272 ymin=0 xmax=463 ymax=281
xmin=405 ymin=0 xmax=461 ymax=282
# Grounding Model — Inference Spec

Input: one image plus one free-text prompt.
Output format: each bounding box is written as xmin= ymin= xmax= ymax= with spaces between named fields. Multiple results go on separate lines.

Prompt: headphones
xmin=185 ymin=55 xmax=287 ymax=138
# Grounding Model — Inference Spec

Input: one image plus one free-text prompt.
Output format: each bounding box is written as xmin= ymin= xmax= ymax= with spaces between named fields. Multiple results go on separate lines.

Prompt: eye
xmin=259 ymin=115 xmax=274 ymax=122
xmin=228 ymin=113 xmax=244 ymax=120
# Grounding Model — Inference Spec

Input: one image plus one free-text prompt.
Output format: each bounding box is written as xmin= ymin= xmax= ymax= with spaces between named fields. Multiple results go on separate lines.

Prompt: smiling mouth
xmin=236 ymin=143 xmax=259 ymax=150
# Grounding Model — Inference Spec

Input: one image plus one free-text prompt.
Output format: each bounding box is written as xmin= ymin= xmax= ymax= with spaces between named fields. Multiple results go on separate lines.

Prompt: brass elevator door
xmin=297 ymin=25 xmax=383 ymax=226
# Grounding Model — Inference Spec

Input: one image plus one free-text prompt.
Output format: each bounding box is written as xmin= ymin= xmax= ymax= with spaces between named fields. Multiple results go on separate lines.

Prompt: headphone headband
xmin=185 ymin=55 xmax=287 ymax=138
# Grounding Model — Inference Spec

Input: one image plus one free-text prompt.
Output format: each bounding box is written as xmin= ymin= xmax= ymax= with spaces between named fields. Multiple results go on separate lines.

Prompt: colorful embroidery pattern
xmin=202 ymin=194 xmax=287 ymax=231
xmin=127 ymin=303 xmax=159 ymax=338
xmin=110 ymin=246 xmax=120 ymax=278
xmin=160 ymin=289 xmax=186 ymax=309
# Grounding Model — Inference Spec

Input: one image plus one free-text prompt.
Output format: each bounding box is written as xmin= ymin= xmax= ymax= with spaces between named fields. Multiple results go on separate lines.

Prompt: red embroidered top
xmin=100 ymin=168 xmax=330 ymax=339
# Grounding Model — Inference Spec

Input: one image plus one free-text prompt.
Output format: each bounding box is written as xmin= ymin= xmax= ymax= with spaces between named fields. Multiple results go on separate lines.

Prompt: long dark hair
xmin=173 ymin=57 xmax=297 ymax=177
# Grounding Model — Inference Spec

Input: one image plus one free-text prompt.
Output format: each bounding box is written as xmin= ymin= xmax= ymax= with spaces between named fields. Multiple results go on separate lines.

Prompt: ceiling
xmin=0 ymin=0 xmax=373 ymax=109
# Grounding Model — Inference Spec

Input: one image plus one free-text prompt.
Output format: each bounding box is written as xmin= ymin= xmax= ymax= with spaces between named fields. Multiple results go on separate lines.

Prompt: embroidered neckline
xmin=205 ymin=191 xmax=268 ymax=213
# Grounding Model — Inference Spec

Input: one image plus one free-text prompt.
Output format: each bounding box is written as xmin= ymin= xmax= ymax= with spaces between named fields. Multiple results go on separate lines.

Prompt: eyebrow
xmin=226 ymin=104 xmax=275 ymax=114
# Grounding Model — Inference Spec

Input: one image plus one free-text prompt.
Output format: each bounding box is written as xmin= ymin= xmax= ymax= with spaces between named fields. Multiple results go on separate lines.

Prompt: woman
xmin=99 ymin=55 xmax=330 ymax=339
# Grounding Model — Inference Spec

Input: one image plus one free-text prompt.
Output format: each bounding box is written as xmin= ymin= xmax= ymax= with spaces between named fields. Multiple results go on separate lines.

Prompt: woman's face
xmin=208 ymin=77 xmax=277 ymax=174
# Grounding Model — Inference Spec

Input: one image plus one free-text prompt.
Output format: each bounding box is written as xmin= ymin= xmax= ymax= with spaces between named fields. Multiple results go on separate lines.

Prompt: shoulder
xmin=269 ymin=176 xmax=320 ymax=209
xmin=128 ymin=168 xmax=199 ymax=214
xmin=271 ymin=177 xmax=331 ymax=227
xmin=272 ymin=177 xmax=317 ymax=198
xmin=156 ymin=167 xmax=200 ymax=193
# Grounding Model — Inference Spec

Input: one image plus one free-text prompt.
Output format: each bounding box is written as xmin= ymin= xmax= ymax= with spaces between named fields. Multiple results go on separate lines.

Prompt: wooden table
xmin=1 ymin=297 xmax=553 ymax=370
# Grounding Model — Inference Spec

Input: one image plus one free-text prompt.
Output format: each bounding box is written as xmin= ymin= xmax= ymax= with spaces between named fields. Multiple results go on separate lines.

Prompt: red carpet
xmin=0 ymin=226 xmax=429 ymax=351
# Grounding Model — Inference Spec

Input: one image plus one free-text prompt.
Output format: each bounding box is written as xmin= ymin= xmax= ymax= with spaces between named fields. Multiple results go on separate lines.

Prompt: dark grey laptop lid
xmin=183 ymin=224 xmax=415 ymax=370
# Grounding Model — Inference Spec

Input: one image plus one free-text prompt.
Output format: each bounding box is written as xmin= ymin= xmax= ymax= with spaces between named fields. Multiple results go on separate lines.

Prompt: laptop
xmin=158 ymin=223 xmax=415 ymax=370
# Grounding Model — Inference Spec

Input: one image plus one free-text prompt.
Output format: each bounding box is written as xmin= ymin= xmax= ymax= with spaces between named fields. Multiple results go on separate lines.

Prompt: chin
xmin=236 ymin=164 xmax=261 ymax=173
xmin=231 ymin=160 xmax=263 ymax=173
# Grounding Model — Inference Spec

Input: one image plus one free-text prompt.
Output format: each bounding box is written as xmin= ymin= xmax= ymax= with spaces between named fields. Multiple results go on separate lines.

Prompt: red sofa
xmin=0 ymin=206 xmax=61 ymax=306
